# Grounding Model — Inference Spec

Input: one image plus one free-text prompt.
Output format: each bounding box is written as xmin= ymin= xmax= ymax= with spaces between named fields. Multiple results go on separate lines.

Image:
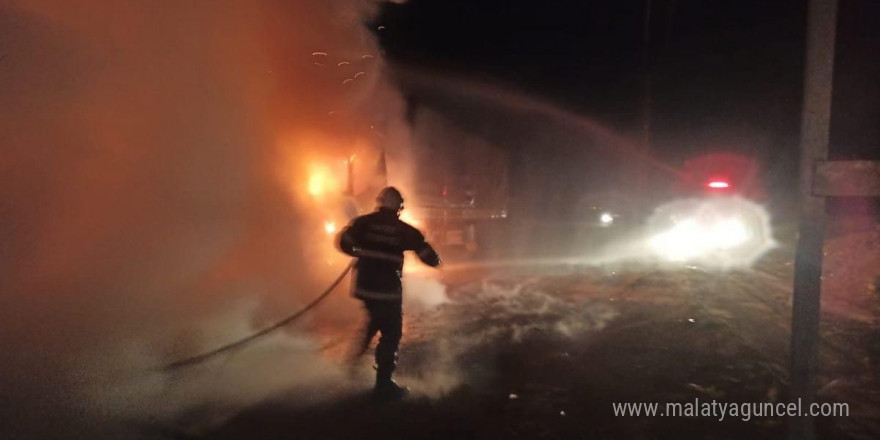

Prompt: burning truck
xmin=304 ymin=107 xmax=509 ymax=260
xmin=404 ymin=107 xmax=509 ymax=256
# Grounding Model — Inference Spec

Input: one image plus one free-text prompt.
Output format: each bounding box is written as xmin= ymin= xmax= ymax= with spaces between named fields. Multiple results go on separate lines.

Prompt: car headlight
xmin=646 ymin=197 xmax=774 ymax=266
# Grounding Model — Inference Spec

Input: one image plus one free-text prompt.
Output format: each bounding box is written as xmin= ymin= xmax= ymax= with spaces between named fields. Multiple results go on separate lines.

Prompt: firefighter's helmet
xmin=377 ymin=186 xmax=404 ymax=211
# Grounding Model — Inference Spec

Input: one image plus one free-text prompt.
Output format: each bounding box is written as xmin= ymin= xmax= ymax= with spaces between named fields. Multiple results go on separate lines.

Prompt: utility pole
xmin=790 ymin=2 xmax=880 ymax=437
xmin=641 ymin=0 xmax=652 ymax=148
xmin=790 ymin=0 xmax=838 ymax=438
xmin=639 ymin=0 xmax=653 ymax=208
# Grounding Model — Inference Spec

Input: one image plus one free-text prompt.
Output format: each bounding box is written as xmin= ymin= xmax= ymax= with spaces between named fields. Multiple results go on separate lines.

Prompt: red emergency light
xmin=707 ymin=180 xmax=730 ymax=189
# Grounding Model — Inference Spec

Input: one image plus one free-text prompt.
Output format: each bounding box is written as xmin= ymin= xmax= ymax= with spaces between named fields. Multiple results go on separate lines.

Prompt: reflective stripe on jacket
xmin=338 ymin=208 xmax=440 ymax=301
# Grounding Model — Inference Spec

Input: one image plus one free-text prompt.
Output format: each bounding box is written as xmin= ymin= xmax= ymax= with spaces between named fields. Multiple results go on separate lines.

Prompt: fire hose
xmin=162 ymin=261 xmax=354 ymax=371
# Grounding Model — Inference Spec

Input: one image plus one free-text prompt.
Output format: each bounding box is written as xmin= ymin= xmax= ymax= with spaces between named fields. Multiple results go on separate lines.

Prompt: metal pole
xmin=639 ymin=0 xmax=653 ymax=207
xmin=790 ymin=0 xmax=837 ymax=439
xmin=642 ymin=0 xmax=652 ymax=149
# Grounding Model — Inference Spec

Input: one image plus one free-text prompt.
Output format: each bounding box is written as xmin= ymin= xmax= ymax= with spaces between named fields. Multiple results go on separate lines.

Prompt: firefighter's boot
xmin=374 ymin=365 xmax=408 ymax=400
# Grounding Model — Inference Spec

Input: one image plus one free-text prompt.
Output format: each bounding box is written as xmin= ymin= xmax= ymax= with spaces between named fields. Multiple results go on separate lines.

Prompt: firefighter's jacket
xmin=338 ymin=208 xmax=440 ymax=301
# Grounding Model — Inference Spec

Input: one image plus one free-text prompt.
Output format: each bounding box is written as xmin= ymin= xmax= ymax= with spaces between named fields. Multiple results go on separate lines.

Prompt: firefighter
xmin=337 ymin=186 xmax=441 ymax=398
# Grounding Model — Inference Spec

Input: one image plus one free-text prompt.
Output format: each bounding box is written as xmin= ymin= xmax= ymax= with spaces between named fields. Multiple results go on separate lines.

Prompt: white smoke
xmin=0 ymin=1 xmax=413 ymax=438
xmin=403 ymin=271 xmax=450 ymax=310
xmin=398 ymin=275 xmax=618 ymax=396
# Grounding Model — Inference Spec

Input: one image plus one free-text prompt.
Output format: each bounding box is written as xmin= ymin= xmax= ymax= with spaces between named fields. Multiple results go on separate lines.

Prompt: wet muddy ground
xmin=186 ymin=226 xmax=879 ymax=440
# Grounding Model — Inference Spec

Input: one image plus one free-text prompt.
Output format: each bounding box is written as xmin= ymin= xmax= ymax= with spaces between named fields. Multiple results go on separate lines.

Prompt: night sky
xmin=374 ymin=0 xmax=879 ymax=215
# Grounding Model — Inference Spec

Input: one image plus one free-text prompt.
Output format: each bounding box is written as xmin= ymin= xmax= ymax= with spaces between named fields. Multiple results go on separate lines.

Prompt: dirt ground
xmin=168 ymin=223 xmax=878 ymax=440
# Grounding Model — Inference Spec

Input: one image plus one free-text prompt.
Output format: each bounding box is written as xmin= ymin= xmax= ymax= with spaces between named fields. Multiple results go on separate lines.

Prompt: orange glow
xmin=324 ymin=220 xmax=337 ymax=235
xmin=307 ymin=163 xmax=342 ymax=197
xmin=308 ymin=170 xmax=327 ymax=196
xmin=399 ymin=210 xmax=420 ymax=227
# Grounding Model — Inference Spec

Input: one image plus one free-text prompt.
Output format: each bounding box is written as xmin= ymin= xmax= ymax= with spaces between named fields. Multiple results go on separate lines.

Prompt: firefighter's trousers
xmin=355 ymin=299 xmax=402 ymax=385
